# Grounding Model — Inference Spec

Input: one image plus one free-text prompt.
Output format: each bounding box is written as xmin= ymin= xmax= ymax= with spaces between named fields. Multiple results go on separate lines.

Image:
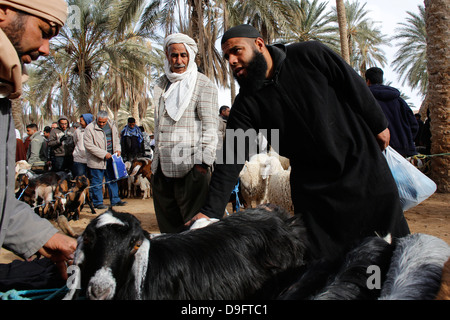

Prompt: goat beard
xmin=234 ymin=50 xmax=268 ymax=94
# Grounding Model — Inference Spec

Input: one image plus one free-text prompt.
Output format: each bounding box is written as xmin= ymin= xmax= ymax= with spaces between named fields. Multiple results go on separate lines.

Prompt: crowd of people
xmin=16 ymin=113 xmax=156 ymax=209
xmin=0 ymin=0 xmax=434 ymax=295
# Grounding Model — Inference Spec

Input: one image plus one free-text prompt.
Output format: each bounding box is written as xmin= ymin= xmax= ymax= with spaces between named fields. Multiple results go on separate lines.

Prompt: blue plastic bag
xmin=112 ymin=153 xmax=128 ymax=180
xmin=383 ymin=146 xmax=436 ymax=211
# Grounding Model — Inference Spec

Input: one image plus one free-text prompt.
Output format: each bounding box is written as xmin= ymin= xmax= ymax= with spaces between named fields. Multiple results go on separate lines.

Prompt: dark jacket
xmin=201 ymin=41 xmax=409 ymax=260
xmin=369 ymin=84 xmax=419 ymax=157
xmin=48 ymin=116 xmax=75 ymax=157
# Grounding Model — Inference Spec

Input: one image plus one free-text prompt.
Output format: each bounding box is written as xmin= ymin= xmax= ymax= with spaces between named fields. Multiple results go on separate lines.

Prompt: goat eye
xmin=132 ymin=239 xmax=143 ymax=252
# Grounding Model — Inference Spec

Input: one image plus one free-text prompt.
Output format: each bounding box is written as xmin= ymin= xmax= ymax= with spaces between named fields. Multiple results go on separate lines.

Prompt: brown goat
xmin=129 ymin=158 xmax=152 ymax=198
xmin=56 ymin=175 xmax=96 ymax=221
xmin=17 ymin=172 xmax=70 ymax=218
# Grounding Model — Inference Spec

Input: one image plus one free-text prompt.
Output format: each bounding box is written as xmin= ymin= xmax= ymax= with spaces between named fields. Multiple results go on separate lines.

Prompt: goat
xmin=55 ymin=175 xmax=96 ymax=221
xmin=17 ymin=171 xmax=71 ymax=218
xmin=129 ymin=158 xmax=152 ymax=198
xmin=64 ymin=207 xmax=308 ymax=300
xmin=436 ymin=257 xmax=450 ymax=300
xmin=279 ymin=235 xmax=394 ymax=300
xmin=133 ymin=174 xmax=151 ymax=200
xmin=379 ymin=233 xmax=450 ymax=300
xmin=130 ymin=158 xmax=152 ymax=181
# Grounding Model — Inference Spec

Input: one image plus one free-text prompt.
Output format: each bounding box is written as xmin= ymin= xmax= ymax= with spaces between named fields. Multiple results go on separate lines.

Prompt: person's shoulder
xmin=196 ymin=72 xmax=214 ymax=84
xmin=196 ymin=72 xmax=217 ymax=90
xmin=286 ymin=40 xmax=331 ymax=56
xmin=155 ymin=75 xmax=169 ymax=88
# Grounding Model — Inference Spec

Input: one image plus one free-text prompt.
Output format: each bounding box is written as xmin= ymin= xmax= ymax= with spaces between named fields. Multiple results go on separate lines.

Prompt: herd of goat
xmin=14 ymin=158 xmax=153 ymax=221
xmin=13 ymin=158 xmax=450 ymax=300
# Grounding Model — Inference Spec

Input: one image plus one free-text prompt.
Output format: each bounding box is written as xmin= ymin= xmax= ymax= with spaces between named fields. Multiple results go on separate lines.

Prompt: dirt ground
xmin=0 ymin=192 xmax=449 ymax=264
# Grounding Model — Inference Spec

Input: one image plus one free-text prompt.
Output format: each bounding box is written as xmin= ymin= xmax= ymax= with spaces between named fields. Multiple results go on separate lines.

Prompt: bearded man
xmin=190 ymin=25 xmax=410 ymax=261
xmin=0 ymin=0 xmax=76 ymax=280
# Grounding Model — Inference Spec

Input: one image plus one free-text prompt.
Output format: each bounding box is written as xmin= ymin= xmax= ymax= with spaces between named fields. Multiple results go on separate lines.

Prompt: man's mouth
xmin=234 ymin=67 xmax=245 ymax=77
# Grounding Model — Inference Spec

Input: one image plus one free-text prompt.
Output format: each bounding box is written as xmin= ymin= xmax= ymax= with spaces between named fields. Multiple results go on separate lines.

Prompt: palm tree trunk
xmin=424 ymin=0 xmax=450 ymax=192
xmin=336 ymin=0 xmax=350 ymax=64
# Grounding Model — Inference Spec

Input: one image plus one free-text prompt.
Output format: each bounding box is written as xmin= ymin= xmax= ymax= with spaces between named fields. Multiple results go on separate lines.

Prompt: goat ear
xmin=132 ymin=238 xmax=150 ymax=299
xmin=130 ymin=165 xmax=141 ymax=177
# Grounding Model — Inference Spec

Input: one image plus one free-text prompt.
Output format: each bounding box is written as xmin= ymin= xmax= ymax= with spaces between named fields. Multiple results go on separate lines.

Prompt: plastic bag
xmin=383 ymin=146 xmax=436 ymax=211
xmin=112 ymin=153 xmax=128 ymax=180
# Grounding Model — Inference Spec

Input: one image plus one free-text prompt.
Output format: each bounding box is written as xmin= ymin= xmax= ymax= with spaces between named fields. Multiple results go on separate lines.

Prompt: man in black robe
xmin=189 ymin=25 xmax=410 ymax=260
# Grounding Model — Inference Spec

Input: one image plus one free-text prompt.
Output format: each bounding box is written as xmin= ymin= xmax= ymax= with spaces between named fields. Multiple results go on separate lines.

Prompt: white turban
xmin=163 ymin=33 xmax=198 ymax=122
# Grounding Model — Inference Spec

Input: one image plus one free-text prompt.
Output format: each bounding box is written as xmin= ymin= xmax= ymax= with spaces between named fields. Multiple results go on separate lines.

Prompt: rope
xmin=232 ymin=179 xmax=241 ymax=212
xmin=412 ymin=152 xmax=450 ymax=160
xmin=17 ymin=185 xmax=28 ymax=200
xmin=0 ymin=286 xmax=69 ymax=300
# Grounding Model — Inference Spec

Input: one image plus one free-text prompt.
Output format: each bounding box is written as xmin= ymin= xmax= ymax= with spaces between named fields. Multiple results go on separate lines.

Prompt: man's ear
xmin=254 ymin=37 xmax=266 ymax=52
xmin=0 ymin=5 xmax=8 ymax=22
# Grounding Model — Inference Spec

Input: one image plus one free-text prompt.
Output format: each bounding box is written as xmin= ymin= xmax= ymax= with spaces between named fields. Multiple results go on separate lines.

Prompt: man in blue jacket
xmin=365 ymin=67 xmax=419 ymax=157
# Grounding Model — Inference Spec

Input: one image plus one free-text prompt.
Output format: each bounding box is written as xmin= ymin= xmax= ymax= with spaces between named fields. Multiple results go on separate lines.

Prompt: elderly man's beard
xmin=234 ymin=50 xmax=267 ymax=93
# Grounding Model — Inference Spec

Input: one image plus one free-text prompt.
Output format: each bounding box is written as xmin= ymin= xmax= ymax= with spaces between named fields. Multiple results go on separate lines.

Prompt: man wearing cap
xmin=151 ymin=33 xmax=218 ymax=233
xmin=191 ymin=25 xmax=410 ymax=262
xmin=0 ymin=0 xmax=76 ymax=280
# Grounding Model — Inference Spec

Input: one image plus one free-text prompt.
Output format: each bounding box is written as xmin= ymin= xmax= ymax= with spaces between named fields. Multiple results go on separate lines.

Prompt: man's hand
xmin=37 ymin=233 xmax=77 ymax=280
xmin=104 ymin=153 xmax=112 ymax=160
xmin=376 ymin=128 xmax=390 ymax=151
xmin=185 ymin=213 xmax=210 ymax=227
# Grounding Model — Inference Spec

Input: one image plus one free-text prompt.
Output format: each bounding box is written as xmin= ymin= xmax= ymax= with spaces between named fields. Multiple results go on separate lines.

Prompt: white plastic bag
xmin=383 ymin=146 xmax=437 ymax=211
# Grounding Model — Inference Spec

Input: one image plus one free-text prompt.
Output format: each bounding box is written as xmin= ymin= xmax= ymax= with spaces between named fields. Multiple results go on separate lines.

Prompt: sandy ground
xmin=0 ymin=192 xmax=449 ymax=264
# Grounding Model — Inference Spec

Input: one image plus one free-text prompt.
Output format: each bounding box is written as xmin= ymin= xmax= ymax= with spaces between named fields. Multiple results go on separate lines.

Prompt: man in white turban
xmin=0 ymin=0 xmax=77 ymax=283
xmin=151 ymin=33 xmax=219 ymax=233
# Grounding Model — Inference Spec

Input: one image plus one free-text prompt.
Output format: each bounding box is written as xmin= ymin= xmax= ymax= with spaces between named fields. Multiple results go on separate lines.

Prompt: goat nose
xmin=87 ymin=267 xmax=117 ymax=300
xmin=87 ymin=285 xmax=112 ymax=300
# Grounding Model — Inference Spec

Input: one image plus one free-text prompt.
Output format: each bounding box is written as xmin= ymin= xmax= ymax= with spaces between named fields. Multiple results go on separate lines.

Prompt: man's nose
xmin=38 ymin=39 xmax=51 ymax=56
xmin=176 ymin=56 xmax=184 ymax=65
xmin=228 ymin=54 xmax=238 ymax=66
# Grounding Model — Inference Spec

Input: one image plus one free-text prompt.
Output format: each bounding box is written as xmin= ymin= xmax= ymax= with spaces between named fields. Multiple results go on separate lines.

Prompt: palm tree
xmin=232 ymin=0 xmax=296 ymax=44
xmin=335 ymin=0 xmax=350 ymax=63
xmin=25 ymin=0 xmax=155 ymax=123
xmin=283 ymin=0 xmax=339 ymax=51
xmin=391 ymin=5 xmax=427 ymax=98
xmin=331 ymin=0 xmax=388 ymax=75
xmin=424 ymin=0 xmax=450 ymax=192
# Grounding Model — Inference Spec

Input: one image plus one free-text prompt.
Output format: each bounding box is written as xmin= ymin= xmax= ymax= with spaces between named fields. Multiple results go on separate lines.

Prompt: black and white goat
xmin=279 ymin=233 xmax=450 ymax=300
xmin=64 ymin=207 xmax=308 ymax=300
xmin=278 ymin=235 xmax=394 ymax=300
xmin=379 ymin=233 xmax=450 ymax=300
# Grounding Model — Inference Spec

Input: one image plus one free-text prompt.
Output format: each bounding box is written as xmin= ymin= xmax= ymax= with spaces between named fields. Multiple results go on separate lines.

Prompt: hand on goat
xmin=185 ymin=212 xmax=211 ymax=227
xmin=37 ymin=233 xmax=77 ymax=280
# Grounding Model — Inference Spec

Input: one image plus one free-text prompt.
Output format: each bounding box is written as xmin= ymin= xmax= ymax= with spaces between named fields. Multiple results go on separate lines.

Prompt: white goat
xmin=134 ymin=174 xmax=151 ymax=200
